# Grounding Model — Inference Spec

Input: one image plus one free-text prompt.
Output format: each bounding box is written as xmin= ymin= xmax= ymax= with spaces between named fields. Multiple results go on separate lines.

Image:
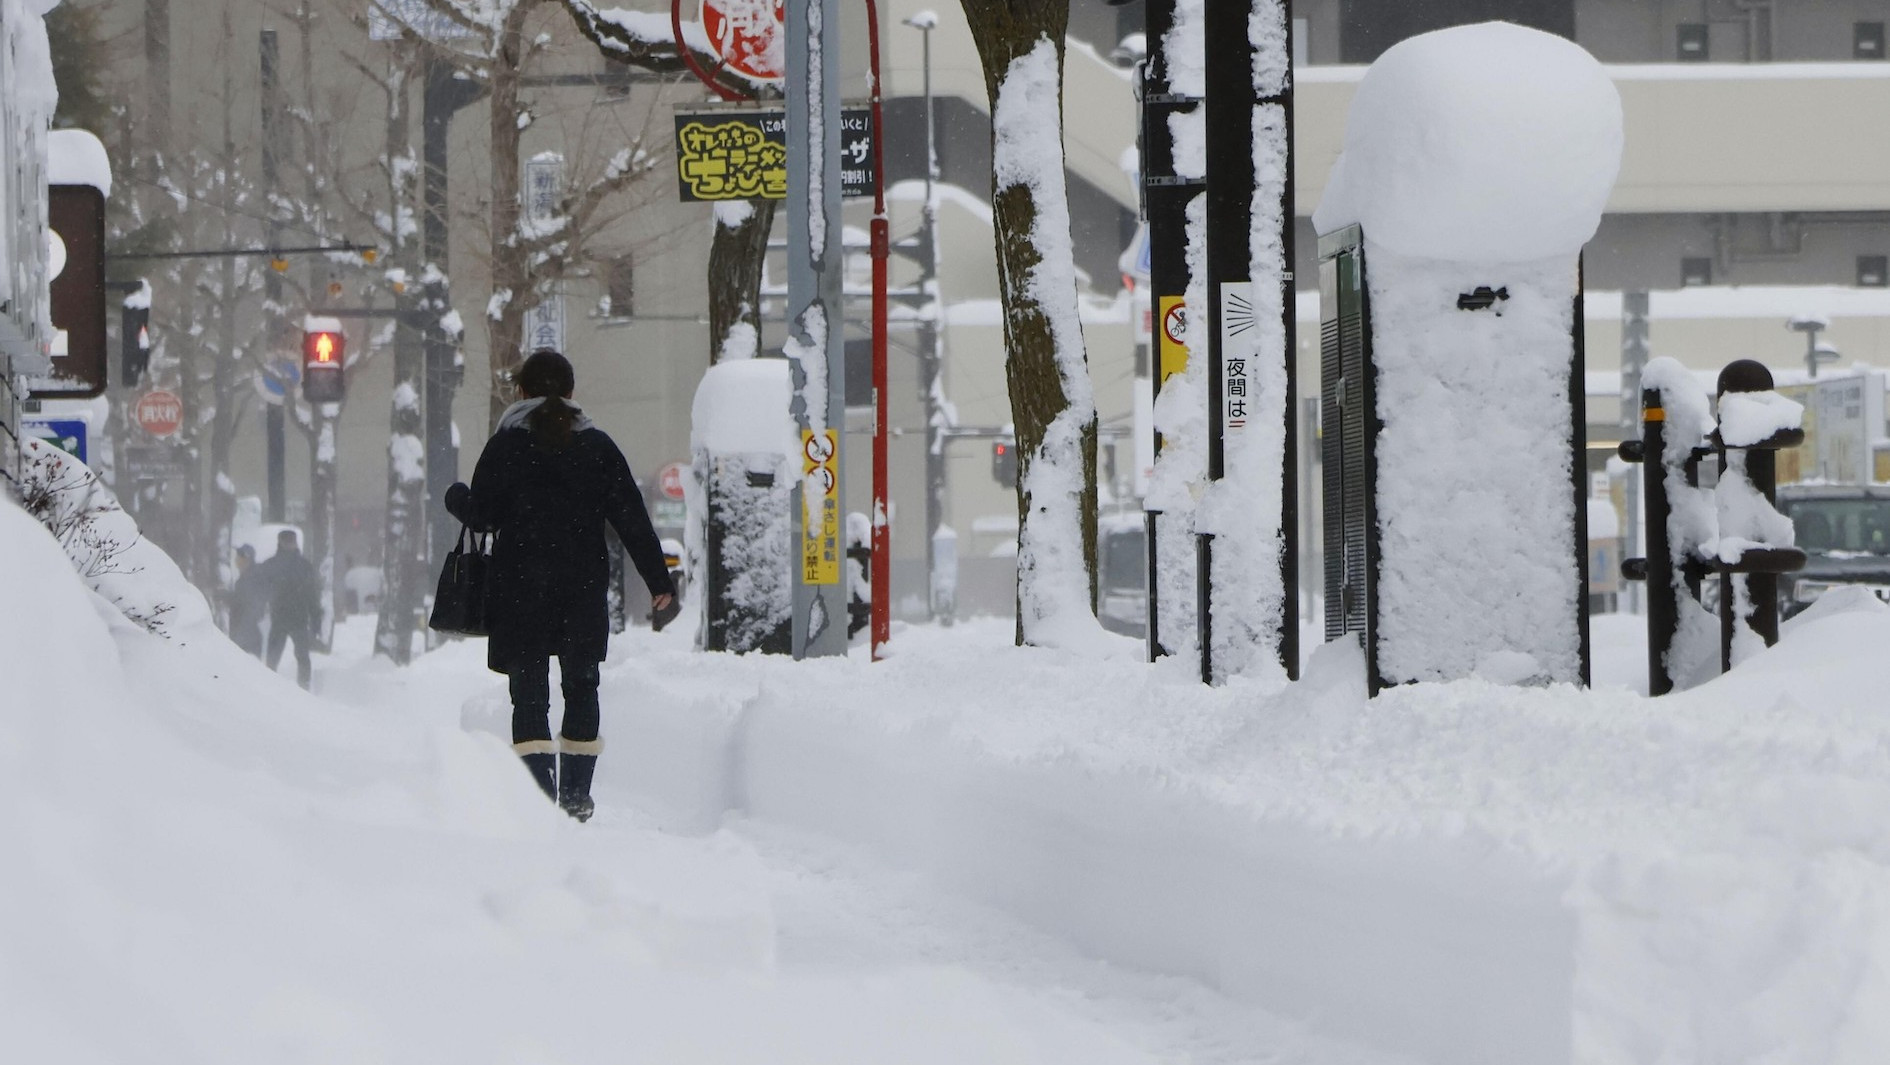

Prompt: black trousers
xmin=508 ymin=656 xmax=602 ymax=744
xmin=267 ymin=624 xmax=312 ymax=689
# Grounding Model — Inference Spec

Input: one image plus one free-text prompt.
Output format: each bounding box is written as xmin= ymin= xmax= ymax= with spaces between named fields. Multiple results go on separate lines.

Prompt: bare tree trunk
xmin=486 ymin=4 xmax=534 ymax=431
xmin=376 ymin=62 xmax=426 ymax=664
xmin=708 ymin=200 xmax=776 ymax=363
xmin=958 ymin=0 xmax=1099 ymax=645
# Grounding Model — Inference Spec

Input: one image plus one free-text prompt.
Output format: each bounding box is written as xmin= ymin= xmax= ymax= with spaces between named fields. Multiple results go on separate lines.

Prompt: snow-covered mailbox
xmin=1310 ymin=23 xmax=1623 ymax=692
xmin=690 ymin=358 xmax=798 ymax=654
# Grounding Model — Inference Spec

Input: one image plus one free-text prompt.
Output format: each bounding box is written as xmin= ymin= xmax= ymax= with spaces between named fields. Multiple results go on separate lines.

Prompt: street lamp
xmin=1788 ymin=314 xmax=1840 ymax=378
xmin=902 ymin=9 xmax=951 ymax=624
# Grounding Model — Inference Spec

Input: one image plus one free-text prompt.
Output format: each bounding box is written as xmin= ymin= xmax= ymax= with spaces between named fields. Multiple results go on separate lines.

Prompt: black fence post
xmin=1713 ymin=359 xmax=1806 ymax=672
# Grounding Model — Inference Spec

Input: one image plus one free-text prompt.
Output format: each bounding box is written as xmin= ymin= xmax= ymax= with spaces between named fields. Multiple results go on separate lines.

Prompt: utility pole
xmin=261 ymin=29 xmax=287 ymax=523
xmin=905 ymin=13 xmax=947 ymax=622
xmin=422 ymin=57 xmax=484 ymax=580
xmin=1198 ymin=1 xmax=1297 ymax=683
xmin=786 ymin=0 xmax=847 ymax=659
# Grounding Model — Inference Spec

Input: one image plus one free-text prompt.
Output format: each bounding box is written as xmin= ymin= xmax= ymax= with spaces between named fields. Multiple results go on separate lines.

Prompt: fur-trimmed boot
xmin=557 ymin=736 xmax=602 ymax=822
xmin=514 ymin=740 xmax=557 ymax=802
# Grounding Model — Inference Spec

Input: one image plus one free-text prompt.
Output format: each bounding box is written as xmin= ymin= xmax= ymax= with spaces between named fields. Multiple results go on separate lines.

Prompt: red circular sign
xmin=658 ymin=462 xmax=688 ymax=500
xmin=701 ymin=0 xmax=786 ymax=83
xmin=135 ymin=390 xmax=183 ymax=437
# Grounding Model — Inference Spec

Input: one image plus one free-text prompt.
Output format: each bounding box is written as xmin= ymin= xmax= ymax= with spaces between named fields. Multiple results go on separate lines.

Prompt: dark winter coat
xmin=254 ymin=549 xmax=321 ymax=634
xmin=447 ymin=418 xmax=674 ymax=675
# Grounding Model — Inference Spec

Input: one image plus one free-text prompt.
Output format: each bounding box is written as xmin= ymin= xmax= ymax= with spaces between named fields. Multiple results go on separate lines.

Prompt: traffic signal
xmin=991 ymin=437 xmax=1017 ymax=488
xmin=303 ymin=325 xmax=346 ymax=403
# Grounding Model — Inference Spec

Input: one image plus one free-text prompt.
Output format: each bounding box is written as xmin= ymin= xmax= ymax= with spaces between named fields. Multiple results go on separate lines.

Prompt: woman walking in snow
xmin=445 ymin=349 xmax=675 ymax=821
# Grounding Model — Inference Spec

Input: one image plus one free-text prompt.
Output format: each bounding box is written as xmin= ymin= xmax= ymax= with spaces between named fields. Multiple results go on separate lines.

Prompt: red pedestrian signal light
xmin=302 ymin=326 xmax=346 ymax=403
xmin=991 ymin=438 xmax=1017 ymax=488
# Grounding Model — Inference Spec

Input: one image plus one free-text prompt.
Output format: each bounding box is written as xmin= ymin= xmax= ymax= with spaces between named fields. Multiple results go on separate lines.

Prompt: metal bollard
xmin=1712 ymin=360 xmax=1805 ymax=673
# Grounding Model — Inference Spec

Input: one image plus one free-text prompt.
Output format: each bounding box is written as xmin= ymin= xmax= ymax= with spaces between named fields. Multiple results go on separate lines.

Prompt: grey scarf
xmin=497 ymin=396 xmax=595 ymax=434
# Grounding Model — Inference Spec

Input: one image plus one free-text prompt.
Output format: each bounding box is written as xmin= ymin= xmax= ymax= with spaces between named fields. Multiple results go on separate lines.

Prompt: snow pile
xmin=46 ymin=127 xmax=111 ymax=195
xmin=15 ymin=439 xmax=210 ymax=636
xmin=524 ymin=594 xmax=1890 ymax=1065
xmin=1717 ymin=388 xmax=1803 ymax=448
xmin=0 ymin=490 xmax=1174 ymax=1064
xmin=1312 ymin=22 xmax=1622 ymax=263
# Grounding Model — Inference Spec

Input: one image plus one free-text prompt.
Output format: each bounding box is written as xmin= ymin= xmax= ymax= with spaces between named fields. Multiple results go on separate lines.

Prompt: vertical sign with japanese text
xmin=1218 ymin=282 xmax=1254 ymax=434
xmin=525 ymin=154 xmax=564 ymax=354
xmin=801 ymin=429 xmax=840 ymax=584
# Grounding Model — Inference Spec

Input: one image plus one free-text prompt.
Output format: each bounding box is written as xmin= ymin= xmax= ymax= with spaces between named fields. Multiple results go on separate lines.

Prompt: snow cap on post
xmin=1311 ymin=22 xmax=1621 ymax=262
xmin=690 ymin=357 xmax=799 ymax=467
xmin=47 ymin=129 xmax=112 ymax=197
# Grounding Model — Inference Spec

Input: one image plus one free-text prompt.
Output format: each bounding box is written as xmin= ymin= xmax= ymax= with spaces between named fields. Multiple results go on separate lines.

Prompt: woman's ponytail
xmin=516 ymin=349 xmax=579 ymax=449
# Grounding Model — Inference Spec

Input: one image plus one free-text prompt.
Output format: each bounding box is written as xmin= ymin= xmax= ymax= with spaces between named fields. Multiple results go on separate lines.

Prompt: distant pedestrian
xmin=446 ymin=349 xmax=675 ymax=822
xmin=227 ymin=544 xmax=266 ymax=657
xmin=257 ymin=529 xmax=320 ymax=690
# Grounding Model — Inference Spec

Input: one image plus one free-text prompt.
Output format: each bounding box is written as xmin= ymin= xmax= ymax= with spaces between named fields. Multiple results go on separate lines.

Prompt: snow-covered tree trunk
xmin=959 ymin=2 xmax=1103 ymax=649
xmin=708 ymin=200 xmax=774 ymax=364
xmin=486 ymin=1 xmax=536 ymax=431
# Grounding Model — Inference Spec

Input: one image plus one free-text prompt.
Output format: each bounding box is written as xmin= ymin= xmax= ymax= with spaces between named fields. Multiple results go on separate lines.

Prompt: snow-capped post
xmin=1621 ymin=360 xmax=1719 ymax=695
xmin=691 ymin=359 xmax=798 ymax=654
xmin=1311 ymin=23 xmax=1622 ymax=693
xmin=1195 ymin=0 xmax=1296 ymax=684
xmin=785 ymin=0 xmax=848 ymax=659
xmin=1710 ymin=360 xmax=1806 ymax=673
xmin=1137 ymin=0 xmax=1206 ymax=662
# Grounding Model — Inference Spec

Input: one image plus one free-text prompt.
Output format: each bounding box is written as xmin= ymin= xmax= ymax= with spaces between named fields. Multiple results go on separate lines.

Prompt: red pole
xmin=863 ymin=0 xmax=891 ymax=660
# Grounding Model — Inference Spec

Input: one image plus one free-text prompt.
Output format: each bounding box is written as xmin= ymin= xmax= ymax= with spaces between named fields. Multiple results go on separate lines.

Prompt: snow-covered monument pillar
xmin=1311 ymin=23 xmax=1623 ymax=693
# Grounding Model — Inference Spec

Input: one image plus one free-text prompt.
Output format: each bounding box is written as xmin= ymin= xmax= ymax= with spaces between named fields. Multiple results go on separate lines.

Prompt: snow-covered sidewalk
xmin=11 ymin=482 xmax=1890 ymax=1063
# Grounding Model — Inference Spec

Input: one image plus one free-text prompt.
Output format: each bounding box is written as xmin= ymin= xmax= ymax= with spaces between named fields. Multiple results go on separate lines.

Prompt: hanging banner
xmin=801 ymin=429 xmax=840 ymax=585
xmin=675 ymin=108 xmax=876 ymax=202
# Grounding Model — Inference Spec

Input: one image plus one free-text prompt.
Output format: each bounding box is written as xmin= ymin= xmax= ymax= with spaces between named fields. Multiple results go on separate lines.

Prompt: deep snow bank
xmin=0 ymin=493 xmax=1169 ymax=1065
xmin=526 ymin=601 xmax=1890 ymax=1065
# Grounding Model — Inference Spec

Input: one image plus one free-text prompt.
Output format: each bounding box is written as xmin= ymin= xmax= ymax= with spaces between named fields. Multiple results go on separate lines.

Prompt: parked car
xmin=1776 ymin=484 xmax=1890 ymax=617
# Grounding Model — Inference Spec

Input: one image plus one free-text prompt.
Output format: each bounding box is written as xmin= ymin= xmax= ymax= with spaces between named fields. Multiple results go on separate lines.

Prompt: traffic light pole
xmin=422 ymin=58 xmax=485 ymax=584
xmin=261 ymin=29 xmax=287 ymax=523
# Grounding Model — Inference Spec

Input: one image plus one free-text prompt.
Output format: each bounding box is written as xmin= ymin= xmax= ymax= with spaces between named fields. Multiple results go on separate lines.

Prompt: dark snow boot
xmin=558 ymin=736 xmax=602 ymax=822
xmin=514 ymin=740 xmax=557 ymax=802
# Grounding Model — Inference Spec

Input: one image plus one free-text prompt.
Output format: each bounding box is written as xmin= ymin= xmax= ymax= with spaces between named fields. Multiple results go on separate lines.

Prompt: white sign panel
xmin=1219 ymin=281 xmax=1255 ymax=434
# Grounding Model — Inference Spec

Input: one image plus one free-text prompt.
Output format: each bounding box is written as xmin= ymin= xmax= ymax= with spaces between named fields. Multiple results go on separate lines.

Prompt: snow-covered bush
xmin=12 ymin=439 xmax=209 ymax=637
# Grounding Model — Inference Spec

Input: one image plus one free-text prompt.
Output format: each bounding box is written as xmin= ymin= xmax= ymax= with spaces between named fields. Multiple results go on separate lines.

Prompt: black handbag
xmin=428 ymin=525 xmax=492 ymax=636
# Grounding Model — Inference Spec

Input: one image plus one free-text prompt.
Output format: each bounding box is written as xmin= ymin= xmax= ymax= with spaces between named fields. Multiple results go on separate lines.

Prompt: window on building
xmin=606 ymin=255 xmax=635 ymax=318
xmin=1676 ymin=24 xmax=1709 ymax=61
xmin=1858 ymin=23 xmax=1886 ymax=61
xmin=600 ymin=57 xmax=633 ymax=99
xmin=1860 ymin=255 xmax=1889 ymax=288
xmin=1681 ymin=257 xmax=1713 ymax=287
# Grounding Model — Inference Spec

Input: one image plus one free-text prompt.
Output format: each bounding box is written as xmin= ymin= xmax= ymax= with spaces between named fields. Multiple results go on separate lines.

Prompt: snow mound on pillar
xmin=1311 ymin=21 xmax=1622 ymax=262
